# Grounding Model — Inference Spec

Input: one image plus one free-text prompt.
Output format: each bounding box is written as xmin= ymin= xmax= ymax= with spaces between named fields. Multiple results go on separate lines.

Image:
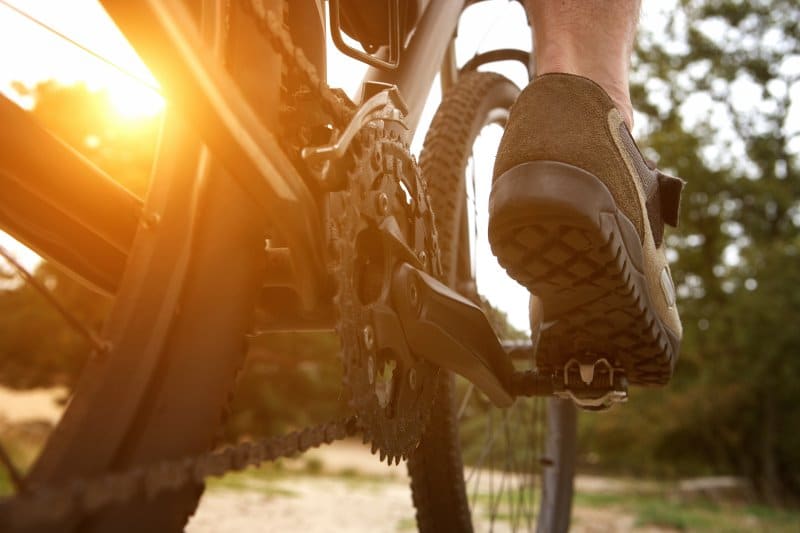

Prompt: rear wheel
xmin=4 ymin=2 xmax=281 ymax=531
xmin=408 ymin=71 xmax=577 ymax=532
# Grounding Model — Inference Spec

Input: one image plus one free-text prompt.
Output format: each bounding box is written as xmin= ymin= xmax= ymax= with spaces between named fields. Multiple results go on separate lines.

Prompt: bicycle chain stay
xmin=0 ymin=1 xmax=369 ymax=527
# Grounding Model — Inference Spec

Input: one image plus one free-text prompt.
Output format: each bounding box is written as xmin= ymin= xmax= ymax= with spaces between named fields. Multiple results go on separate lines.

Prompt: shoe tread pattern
xmin=491 ymin=215 xmax=674 ymax=386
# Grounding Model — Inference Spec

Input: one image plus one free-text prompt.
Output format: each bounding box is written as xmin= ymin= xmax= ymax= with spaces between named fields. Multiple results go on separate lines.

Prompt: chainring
xmin=328 ymin=122 xmax=442 ymax=463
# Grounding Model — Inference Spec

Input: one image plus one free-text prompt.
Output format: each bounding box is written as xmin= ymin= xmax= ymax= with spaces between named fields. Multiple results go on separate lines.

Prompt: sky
xmin=0 ymin=0 xmax=796 ymax=332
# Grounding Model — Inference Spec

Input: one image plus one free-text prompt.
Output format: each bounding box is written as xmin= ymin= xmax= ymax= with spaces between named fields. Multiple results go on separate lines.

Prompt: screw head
xmin=362 ymin=325 xmax=375 ymax=350
xmin=417 ymin=250 xmax=427 ymax=268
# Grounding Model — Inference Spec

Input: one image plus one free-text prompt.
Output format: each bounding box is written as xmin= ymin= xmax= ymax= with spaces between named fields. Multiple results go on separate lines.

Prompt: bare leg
xmin=525 ymin=0 xmax=640 ymax=128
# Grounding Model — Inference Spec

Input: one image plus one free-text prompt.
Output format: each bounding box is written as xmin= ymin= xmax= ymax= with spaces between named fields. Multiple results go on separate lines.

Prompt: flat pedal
xmin=554 ymin=358 xmax=628 ymax=410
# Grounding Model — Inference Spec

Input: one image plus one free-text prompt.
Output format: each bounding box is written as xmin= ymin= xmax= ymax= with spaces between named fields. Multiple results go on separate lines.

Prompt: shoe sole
xmin=489 ymin=161 xmax=679 ymax=386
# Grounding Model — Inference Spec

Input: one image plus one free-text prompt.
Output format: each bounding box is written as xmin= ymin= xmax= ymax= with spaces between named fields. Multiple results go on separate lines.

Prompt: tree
xmin=583 ymin=0 xmax=800 ymax=503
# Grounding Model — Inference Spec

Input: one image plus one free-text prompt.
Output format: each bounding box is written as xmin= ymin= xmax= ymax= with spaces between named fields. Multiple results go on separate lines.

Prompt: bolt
xmin=367 ymin=356 xmax=375 ymax=385
xmin=408 ymin=368 xmax=417 ymax=390
xmin=362 ymin=325 xmax=375 ymax=350
xmin=141 ymin=212 xmax=160 ymax=230
xmin=377 ymin=193 xmax=390 ymax=216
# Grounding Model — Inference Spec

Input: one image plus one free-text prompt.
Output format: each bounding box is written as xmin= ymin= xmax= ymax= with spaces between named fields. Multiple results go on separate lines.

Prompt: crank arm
xmin=389 ymin=262 xmax=630 ymax=410
xmin=391 ymin=263 xmax=515 ymax=407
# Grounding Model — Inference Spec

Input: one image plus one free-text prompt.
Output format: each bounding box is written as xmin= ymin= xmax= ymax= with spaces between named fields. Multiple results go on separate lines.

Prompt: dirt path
xmin=187 ymin=440 xmax=659 ymax=533
xmin=0 ymin=393 xmax=680 ymax=532
xmin=189 ymin=476 xmax=416 ymax=533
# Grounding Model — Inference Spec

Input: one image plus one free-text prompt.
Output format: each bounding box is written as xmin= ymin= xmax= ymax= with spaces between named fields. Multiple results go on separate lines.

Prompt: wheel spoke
xmin=0 ymin=0 xmax=161 ymax=94
xmin=0 ymin=243 xmax=109 ymax=353
xmin=457 ymin=382 xmax=475 ymax=421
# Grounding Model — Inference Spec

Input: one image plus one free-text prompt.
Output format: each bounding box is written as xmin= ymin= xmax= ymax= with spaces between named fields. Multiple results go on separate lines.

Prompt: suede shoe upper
xmin=492 ymin=72 xmax=684 ymax=339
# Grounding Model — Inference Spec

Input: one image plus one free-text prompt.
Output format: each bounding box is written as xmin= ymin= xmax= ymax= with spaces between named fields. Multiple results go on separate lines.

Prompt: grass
xmin=395 ymin=517 xmax=417 ymax=531
xmin=465 ymin=479 xmax=800 ymax=531
xmin=574 ymin=486 xmax=800 ymax=532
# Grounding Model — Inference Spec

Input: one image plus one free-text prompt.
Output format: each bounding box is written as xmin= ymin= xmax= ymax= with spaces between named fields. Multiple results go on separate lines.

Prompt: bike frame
xmin=0 ymin=0 xmax=628 ymax=409
xmin=0 ymin=0 xmax=471 ymax=307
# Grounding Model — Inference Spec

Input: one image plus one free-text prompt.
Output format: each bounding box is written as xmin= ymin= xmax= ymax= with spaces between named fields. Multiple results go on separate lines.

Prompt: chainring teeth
xmin=329 ymin=125 xmax=441 ymax=460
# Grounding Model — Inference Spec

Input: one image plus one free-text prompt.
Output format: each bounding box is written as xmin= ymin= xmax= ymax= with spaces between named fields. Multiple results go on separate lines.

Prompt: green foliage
xmin=582 ymin=0 xmax=800 ymax=503
xmin=0 ymin=262 xmax=107 ymax=388
xmin=574 ymin=488 xmax=800 ymax=532
xmin=222 ymin=332 xmax=349 ymax=439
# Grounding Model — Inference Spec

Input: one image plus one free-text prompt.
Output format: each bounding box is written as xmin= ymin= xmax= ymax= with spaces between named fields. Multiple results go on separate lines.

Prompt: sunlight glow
xmin=106 ymin=79 xmax=164 ymax=120
xmin=0 ymin=0 xmax=163 ymax=121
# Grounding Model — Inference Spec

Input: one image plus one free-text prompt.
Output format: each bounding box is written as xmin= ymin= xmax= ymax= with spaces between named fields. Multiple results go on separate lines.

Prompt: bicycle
xmin=0 ymin=1 xmax=629 ymax=530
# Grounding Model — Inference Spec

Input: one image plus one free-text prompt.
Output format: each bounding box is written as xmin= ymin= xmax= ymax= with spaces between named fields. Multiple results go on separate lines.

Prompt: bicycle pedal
xmin=554 ymin=357 xmax=628 ymax=411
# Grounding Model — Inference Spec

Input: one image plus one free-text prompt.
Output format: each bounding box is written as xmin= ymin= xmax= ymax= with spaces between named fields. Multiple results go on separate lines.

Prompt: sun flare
xmin=0 ymin=0 xmax=165 ymax=121
xmin=106 ymin=79 xmax=164 ymax=120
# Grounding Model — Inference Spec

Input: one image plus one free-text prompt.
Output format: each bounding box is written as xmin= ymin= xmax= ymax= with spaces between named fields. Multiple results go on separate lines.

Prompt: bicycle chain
xmin=241 ymin=0 xmax=355 ymax=129
xmin=0 ymin=417 xmax=358 ymax=528
xmin=0 ymin=2 xmax=367 ymax=528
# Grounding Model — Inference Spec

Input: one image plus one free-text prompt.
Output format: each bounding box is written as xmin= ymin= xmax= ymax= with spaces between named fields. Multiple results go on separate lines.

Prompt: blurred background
xmin=0 ymin=0 xmax=799 ymax=530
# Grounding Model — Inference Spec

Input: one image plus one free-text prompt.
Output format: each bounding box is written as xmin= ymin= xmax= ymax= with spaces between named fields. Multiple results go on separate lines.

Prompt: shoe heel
xmin=489 ymin=161 xmax=676 ymax=386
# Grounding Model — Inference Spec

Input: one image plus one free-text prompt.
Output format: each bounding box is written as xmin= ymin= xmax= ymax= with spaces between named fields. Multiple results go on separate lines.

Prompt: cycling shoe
xmin=489 ymin=73 xmax=684 ymax=386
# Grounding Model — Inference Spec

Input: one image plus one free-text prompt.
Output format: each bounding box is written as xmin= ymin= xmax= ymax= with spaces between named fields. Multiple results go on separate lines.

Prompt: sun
xmin=0 ymin=0 xmax=166 ymax=121
xmin=106 ymin=78 xmax=165 ymax=120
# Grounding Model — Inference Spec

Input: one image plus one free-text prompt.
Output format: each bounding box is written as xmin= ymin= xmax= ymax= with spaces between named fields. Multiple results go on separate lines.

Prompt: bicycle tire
xmin=15 ymin=3 xmax=277 ymax=531
xmin=408 ymin=71 xmax=577 ymax=532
